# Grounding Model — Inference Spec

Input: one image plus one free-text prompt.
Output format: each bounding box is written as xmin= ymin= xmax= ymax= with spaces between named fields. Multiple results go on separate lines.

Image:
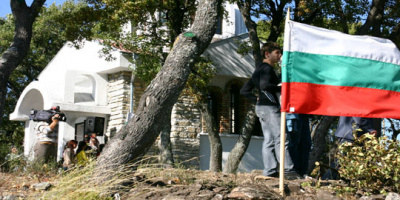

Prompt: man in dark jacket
xmin=335 ymin=117 xmax=377 ymax=144
xmin=241 ymin=42 xmax=299 ymax=179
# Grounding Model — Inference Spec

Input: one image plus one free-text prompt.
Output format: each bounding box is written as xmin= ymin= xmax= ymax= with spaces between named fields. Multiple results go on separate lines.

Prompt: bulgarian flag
xmin=281 ymin=20 xmax=400 ymax=119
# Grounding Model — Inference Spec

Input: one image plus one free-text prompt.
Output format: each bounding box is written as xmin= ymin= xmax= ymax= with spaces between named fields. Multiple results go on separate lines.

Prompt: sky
xmin=0 ymin=0 xmax=68 ymax=18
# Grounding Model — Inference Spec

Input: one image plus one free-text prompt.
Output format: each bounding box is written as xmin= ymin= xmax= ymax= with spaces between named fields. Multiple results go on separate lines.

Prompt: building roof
xmin=205 ymin=33 xmax=255 ymax=88
xmin=206 ymin=33 xmax=254 ymax=79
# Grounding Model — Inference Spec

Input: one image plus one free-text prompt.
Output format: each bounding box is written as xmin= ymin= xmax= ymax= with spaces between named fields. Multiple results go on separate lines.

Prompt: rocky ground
xmin=1 ymin=169 xmax=399 ymax=200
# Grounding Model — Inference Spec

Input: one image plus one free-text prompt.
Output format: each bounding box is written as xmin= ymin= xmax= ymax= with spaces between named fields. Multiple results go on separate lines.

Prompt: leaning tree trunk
xmin=307 ymin=116 xmax=337 ymax=174
xmin=0 ymin=0 xmax=45 ymax=126
xmin=357 ymin=0 xmax=386 ymax=36
xmin=199 ymin=102 xmax=222 ymax=172
xmin=158 ymin=121 xmax=174 ymax=168
xmin=223 ymin=104 xmax=256 ymax=173
xmin=96 ymin=0 xmax=222 ymax=178
xmin=236 ymin=0 xmax=263 ymax=67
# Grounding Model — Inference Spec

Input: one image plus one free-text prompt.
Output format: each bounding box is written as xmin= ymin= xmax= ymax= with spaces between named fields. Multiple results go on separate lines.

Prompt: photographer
xmin=33 ymin=113 xmax=60 ymax=163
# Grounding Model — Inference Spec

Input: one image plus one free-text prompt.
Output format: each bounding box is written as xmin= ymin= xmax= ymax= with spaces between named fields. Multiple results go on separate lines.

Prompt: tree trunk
xmin=387 ymin=118 xmax=400 ymax=140
xmin=266 ymin=1 xmax=285 ymax=42
xmin=307 ymin=116 xmax=337 ymax=174
xmin=199 ymin=102 xmax=222 ymax=172
xmin=223 ymin=104 xmax=256 ymax=173
xmin=357 ymin=0 xmax=386 ymax=35
xmin=158 ymin=121 xmax=174 ymax=168
xmin=96 ymin=0 xmax=222 ymax=178
xmin=389 ymin=22 xmax=400 ymax=50
xmin=0 ymin=0 xmax=45 ymax=126
xmin=236 ymin=0 xmax=263 ymax=67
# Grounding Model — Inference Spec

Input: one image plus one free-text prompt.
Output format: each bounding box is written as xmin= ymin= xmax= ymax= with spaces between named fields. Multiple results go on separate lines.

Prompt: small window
xmin=74 ymin=75 xmax=95 ymax=103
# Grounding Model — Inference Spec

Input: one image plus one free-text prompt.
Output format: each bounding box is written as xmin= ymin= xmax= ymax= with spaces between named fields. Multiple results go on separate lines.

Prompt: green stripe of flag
xmin=282 ymin=51 xmax=400 ymax=92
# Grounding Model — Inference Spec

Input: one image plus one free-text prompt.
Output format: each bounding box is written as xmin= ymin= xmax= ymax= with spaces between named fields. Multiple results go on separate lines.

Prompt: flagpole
xmin=279 ymin=111 xmax=286 ymax=196
xmin=279 ymin=7 xmax=291 ymax=197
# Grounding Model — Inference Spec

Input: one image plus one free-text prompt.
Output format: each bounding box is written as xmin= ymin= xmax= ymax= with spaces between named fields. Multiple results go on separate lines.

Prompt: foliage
xmin=0 ymin=128 xmax=24 ymax=170
xmin=185 ymin=56 xmax=217 ymax=104
xmin=25 ymin=159 xmax=60 ymax=182
xmin=0 ymin=145 xmax=25 ymax=172
xmin=131 ymin=43 xmax=164 ymax=85
xmin=337 ymin=134 xmax=400 ymax=195
xmin=83 ymin=0 xmax=209 ymax=87
xmin=256 ymin=20 xmax=271 ymax=42
xmin=0 ymin=150 xmax=60 ymax=182
xmin=85 ymin=0 xmax=198 ymax=46
xmin=92 ymin=0 xmax=181 ymax=41
xmin=234 ymin=37 xmax=253 ymax=56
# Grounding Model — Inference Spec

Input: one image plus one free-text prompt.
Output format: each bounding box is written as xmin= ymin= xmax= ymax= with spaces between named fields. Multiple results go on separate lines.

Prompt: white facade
xmin=214 ymin=3 xmax=247 ymax=39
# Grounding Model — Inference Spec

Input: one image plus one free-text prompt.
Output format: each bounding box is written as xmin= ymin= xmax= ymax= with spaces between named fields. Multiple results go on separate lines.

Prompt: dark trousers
xmin=287 ymin=114 xmax=312 ymax=176
xmin=34 ymin=142 xmax=57 ymax=163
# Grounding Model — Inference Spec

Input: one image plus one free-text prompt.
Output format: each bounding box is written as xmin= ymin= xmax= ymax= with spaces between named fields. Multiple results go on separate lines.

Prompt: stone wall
xmin=171 ymin=137 xmax=200 ymax=168
xmin=146 ymin=91 xmax=202 ymax=169
xmin=171 ymin=92 xmax=202 ymax=138
xmin=106 ymin=71 xmax=132 ymax=137
xmin=169 ymin=91 xmax=202 ymax=168
xmin=106 ymin=72 xmax=202 ymax=169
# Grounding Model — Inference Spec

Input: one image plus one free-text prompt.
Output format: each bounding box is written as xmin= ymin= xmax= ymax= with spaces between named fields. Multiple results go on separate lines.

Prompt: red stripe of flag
xmin=281 ymin=82 xmax=400 ymax=119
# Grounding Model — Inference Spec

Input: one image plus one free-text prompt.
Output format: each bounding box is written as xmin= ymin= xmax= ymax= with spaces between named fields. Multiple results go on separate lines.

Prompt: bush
xmin=0 ymin=145 xmax=25 ymax=172
xmin=337 ymin=134 xmax=400 ymax=194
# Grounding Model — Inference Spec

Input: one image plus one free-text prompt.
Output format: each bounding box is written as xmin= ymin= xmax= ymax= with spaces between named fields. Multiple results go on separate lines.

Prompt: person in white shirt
xmin=33 ymin=114 xmax=60 ymax=163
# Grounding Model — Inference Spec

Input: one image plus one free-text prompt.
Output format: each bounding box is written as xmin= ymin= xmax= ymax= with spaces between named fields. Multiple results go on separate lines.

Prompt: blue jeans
xmin=255 ymin=105 xmax=295 ymax=176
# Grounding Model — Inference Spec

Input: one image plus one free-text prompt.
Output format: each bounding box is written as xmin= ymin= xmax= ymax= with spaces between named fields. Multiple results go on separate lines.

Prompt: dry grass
xmin=1 ymin=156 xmax=290 ymax=199
xmin=39 ymin=158 xmax=136 ymax=200
xmin=36 ymin=155 xmax=255 ymax=199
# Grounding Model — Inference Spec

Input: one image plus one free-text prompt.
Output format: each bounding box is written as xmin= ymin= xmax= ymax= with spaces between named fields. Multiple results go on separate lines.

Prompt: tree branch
xmin=357 ymin=0 xmax=386 ymax=35
xmin=389 ymin=22 xmax=400 ymax=50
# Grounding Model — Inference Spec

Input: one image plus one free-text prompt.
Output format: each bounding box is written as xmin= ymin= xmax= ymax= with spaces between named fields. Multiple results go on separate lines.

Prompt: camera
xmin=30 ymin=106 xmax=67 ymax=123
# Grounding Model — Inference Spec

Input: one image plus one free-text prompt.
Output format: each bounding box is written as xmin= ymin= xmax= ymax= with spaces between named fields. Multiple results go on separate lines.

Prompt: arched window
xmin=74 ymin=75 xmax=95 ymax=103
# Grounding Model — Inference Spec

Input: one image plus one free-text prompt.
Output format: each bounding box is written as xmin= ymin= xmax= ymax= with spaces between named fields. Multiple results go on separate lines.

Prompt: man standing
xmin=241 ymin=42 xmax=299 ymax=179
xmin=322 ymin=116 xmax=378 ymax=179
xmin=33 ymin=113 xmax=60 ymax=163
